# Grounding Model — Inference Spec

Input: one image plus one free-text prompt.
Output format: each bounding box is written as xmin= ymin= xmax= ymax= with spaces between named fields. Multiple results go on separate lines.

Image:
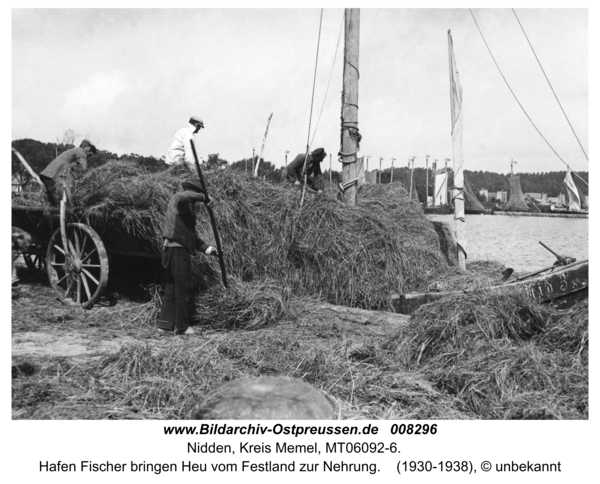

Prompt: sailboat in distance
xmin=551 ymin=168 xmax=586 ymax=213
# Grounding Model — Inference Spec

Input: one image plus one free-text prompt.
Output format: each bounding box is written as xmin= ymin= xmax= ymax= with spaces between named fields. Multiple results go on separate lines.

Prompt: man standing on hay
xmin=165 ymin=116 xmax=204 ymax=168
xmin=39 ymin=139 xmax=97 ymax=205
xmin=158 ymin=179 xmax=219 ymax=336
xmin=286 ymin=148 xmax=327 ymax=193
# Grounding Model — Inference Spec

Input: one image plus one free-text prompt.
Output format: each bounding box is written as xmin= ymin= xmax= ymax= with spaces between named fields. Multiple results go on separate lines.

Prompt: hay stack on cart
xmin=12 ymin=159 xmax=455 ymax=309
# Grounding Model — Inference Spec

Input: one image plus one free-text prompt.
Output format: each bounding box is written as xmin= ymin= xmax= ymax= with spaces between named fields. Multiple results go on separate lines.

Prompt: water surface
xmin=427 ymin=214 xmax=588 ymax=273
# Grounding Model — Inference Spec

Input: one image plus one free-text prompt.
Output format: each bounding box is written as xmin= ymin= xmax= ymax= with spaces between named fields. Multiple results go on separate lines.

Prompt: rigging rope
xmin=512 ymin=9 xmax=588 ymax=162
xmin=299 ymin=9 xmax=324 ymax=209
xmin=309 ymin=13 xmax=344 ymax=148
xmin=469 ymin=9 xmax=588 ymax=187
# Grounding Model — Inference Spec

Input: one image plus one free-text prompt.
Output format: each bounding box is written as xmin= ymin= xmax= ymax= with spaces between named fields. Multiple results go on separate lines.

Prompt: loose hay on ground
xmin=194 ymin=277 xmax=290 ymax=329
xmin=386 ymin=294 xmax=588 ymax=419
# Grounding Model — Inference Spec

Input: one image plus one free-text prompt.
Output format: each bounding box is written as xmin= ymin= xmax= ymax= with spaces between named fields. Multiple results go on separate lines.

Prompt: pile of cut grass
xmin=12 ymin=273 xmax=586 ymax=420
xmin=194 ymin=277 xmax=290 ymax=330
xmin=12 ymin=295 xmax=467 ymax=420
xmin=385 ymin=292 xmax=588 ymax=419
xmin=63 ymin=161 xmax=451 ymax=309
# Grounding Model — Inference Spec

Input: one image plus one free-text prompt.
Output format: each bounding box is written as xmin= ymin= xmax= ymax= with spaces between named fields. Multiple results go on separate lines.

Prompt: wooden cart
xmin=13 ymin=194 xmax=161 ymax=309
xmin=12 ymin=148 xmax=163 ymax=308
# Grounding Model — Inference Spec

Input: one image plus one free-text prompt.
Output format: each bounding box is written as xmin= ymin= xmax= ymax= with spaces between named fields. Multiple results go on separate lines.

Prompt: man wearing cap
xmin=165 ymin=116 xmax=204 ymax=167
xmin=39 ymin=139 xmax=97 ymax=205
xmin=158 ymin=179 xmax=218 ymax=336
xmin=286 ymin=148 xmax=327 ymax=193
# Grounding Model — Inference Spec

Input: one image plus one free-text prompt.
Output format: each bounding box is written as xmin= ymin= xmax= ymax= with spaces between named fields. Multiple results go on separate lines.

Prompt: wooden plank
xmin=315 ymin=302 xmax=410 ymax=326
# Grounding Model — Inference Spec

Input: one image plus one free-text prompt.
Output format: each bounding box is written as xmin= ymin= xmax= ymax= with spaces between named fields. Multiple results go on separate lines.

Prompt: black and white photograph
xmin=7 ymin=4 xmax=594 ymax=482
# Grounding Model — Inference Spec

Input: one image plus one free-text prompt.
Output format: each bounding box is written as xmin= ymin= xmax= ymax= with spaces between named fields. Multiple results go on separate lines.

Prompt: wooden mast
xmin=253 ymin=112 xmax=273 ymax=177
xmin=425 ymin=154 xmax=429 ymax=208
xmin=408 ymin=156 xmax=416 ymax=200
xmin=340 ymin=8 xmax=360 ymax=206
xmin=448 ymin=29 xmax=466 ymax=271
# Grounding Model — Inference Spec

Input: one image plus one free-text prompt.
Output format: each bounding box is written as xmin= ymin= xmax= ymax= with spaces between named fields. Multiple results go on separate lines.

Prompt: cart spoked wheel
xmin=46 ymin=223 xmax=109 ymax=309
xmin=23 ymin=253 xmax=46 ymax=273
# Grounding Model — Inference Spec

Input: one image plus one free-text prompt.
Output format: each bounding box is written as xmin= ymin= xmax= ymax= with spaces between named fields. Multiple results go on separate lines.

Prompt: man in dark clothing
xmin=40 ymin=139 xmax=97 ymax=205
xmin=158 ymin=179 xmax=218 ymax=336
xmin=286 ymin=148 xmax=327 ymax=193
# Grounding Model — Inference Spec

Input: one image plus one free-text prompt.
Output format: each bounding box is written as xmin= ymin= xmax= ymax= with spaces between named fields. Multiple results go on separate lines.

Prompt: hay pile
xmin=386 ymin=293 xmax=588 ymax=419
xmin=69 ymin=161 xmax=449 ymax=309
xmin=194 ymin=277 xmax=290 ymax=330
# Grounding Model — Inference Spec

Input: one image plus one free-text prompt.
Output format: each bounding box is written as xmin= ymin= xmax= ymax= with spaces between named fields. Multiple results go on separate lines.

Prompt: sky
xmin=11 ymin=7 xmax=589 ymax=175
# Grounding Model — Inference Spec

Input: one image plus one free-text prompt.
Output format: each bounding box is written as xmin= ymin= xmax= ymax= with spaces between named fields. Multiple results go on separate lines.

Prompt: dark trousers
xmin=40 ymin=175 xmax=60 ymax=206
xmin=159 ymin=247 xmax=193 ymax=334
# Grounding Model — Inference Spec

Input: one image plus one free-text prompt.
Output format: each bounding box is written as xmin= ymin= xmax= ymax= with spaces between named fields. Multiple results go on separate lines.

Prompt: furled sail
xmin=433 ymin=169 xmax=448 ymax=206
xmin=504 ymin=174 xmax=530 ymax=212
xmin=463 ymin=175 xmax=486 ymax=212
xmin=563 ymin=168 xmax=581 ymax=212
xmin=582 ymin=195 xmax=589 ymax=210
xmin=448 ymin=30 xmax=466 ymax=268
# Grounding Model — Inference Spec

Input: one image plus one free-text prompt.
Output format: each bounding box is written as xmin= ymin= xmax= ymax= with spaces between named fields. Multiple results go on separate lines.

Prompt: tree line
xmin=12 ymin=138 xmax=588 ymax=199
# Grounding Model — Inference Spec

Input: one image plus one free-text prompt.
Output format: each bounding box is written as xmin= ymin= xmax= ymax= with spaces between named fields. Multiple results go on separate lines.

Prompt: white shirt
xmin=165 ymin=123 xmax=197 ymax=165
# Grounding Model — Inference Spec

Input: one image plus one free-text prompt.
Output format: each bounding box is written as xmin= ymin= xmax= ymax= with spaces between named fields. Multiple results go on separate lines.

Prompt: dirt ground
xmin=13 ymin=262 xmax=447 ymax=420
xmin=12 ymin=258 xmax=586 ymax=421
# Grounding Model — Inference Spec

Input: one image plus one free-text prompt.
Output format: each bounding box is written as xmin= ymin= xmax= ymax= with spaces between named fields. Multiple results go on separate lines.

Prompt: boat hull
xmin=392 ymin=259 xmax=588 ymax=314
xmin=424 ymin=205 xmax=452 ymax=215
xmin=465 ymin=208 xmax=494 ymax=215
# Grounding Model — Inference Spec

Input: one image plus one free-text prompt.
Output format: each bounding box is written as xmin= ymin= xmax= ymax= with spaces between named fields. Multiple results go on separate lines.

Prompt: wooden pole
xmin=340 ymin=8 xmax=360 ymax=206
xmin=409 ymin=157 xmax=415 ymax=199
xmin=12 ymin=148 xmax=43 ymax=187
xmin=190 ymin=140 xmax=228 ymax=288
xmin=390 ymin=158 xmax=395 ymax=183
xmin=252 ymin=147 xmax=255 ymax=173
xmin=425 ymin=154 xmax=429 ymax=208
xmin=379 ymin=157 xmax=382 ymax=184
xmin=329 ymin=153 xmax=332 ymax=182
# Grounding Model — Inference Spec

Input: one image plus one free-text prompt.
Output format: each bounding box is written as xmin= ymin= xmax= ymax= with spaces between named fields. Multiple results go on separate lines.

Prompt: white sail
xmin=449 ymin=30 xmax=466 ymax=269
xmin=564 ymin=168 xmax=581 ymax=212
xmin=433 ymin=170 xmax=448 ymax=206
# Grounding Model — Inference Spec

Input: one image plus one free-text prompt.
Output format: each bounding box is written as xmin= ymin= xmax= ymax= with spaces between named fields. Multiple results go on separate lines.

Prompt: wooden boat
xmin=392 ymin=258 xmax=588 ymax=314
xmin=424 ymin=204 xmax=452 ymax=215
xmin=465 ymin=207 xmax=493 ymax=215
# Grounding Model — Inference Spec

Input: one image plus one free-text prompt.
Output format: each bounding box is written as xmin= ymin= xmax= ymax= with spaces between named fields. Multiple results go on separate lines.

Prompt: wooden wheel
xmin=46 ymin=223 xmax=109 ymax=308
xmin=23 ymin=253 xmax=46 ymax=273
